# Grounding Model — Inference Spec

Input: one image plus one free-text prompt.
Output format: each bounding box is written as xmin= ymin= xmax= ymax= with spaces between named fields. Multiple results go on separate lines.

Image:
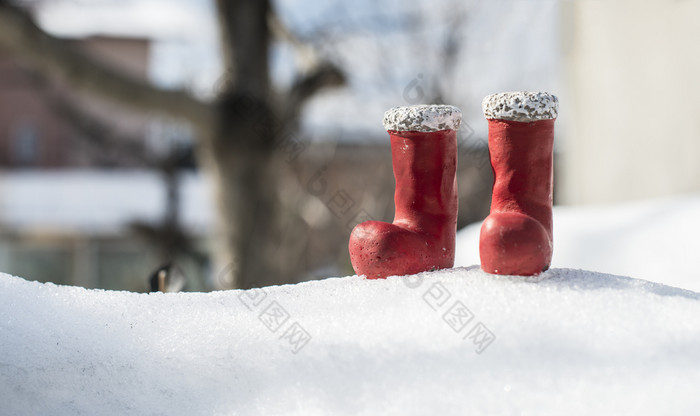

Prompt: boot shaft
xmin=382 ymin=105 xmax=461 ymax=234
xmin=487 ymin=118 xmax=554 ymax=237
xmin=388 ymin=129 xmax=458 ymax=228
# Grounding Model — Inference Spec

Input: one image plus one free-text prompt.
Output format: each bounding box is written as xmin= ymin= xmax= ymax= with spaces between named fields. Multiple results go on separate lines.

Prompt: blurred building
xmin=0 ymin=23 xmax=496 ymax=289
xmin=0 ymin=171 xmax=210 ymax=291
xmin=561 ymin=0 xmax=700 ymax=205
xmin=0 ymin=35 xmax=204 ymax=291
xmin=0 ymin=35 xmax=154 ymax=168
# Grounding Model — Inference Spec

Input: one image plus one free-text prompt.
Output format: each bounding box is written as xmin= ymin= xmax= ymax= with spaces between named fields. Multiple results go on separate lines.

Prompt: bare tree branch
xmin=48 ymin=94 xmax=150 ymax=166
xmin=266 ymin=8 xmax=346 ymax=122
xmin=0 ymin=3 xmax=213 ymax=129
xmin=283 ymin=63 xmax=345 ymax=122
xmin=268 ymin=12 xmax=318 ymax=72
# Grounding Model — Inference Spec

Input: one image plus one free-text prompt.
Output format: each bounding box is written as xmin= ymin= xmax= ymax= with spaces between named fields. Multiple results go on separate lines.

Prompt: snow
xmin=456 ymin=193 xmax=700 ymax=293
xmin=0 ymin=170 xmax=213 ymax=235
xmin=2 ymin=267 xmax=700 ymax=415
xmin=2 ymin=175 xmax=700 ymax=414
xmin=482 ymin=91 xmax=559 ymax=121
xmin=382 ymin=105 xmax=462 ymax=132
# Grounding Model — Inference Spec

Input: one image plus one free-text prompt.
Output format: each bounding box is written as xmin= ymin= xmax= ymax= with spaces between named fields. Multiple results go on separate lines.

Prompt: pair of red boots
xmin=349 ymin=91 xmax=559 ymax=278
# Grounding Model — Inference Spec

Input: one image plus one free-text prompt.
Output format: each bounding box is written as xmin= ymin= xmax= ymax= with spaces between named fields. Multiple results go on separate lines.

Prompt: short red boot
xmin=479 ymin=92 xmax=559 ymax=276
xmin=349 ymin=105 xmax=462 ymax=279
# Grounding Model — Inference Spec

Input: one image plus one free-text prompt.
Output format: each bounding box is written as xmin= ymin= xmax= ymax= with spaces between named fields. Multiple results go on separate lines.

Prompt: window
xmin=11 ymin=120 xmax=40 ymax=166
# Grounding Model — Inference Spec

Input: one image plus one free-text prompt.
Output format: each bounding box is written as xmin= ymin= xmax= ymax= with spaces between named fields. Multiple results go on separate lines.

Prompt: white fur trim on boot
xmin=383 ymin=105 xmax=462 ymax=132
xmin=482 ymin=91 xmax=558 ymax=122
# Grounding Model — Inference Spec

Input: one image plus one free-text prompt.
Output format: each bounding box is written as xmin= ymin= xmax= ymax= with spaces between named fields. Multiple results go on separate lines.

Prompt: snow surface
xmin=2 ymin=267 xmax=700 ymax=415
xmin=382 ymin=105 xmax=462 ymax=132
xmin=482 ymin=91 xmax=558 ymax=122
xmin=0 ymin=170 xmax=212 ymax=235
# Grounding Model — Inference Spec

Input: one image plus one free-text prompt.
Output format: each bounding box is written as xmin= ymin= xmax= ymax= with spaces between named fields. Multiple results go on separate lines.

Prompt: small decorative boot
xmin=349 ymin=105 xmax=462 ymax=279
xmin=479 ymin=92 xmax=558 ymax=276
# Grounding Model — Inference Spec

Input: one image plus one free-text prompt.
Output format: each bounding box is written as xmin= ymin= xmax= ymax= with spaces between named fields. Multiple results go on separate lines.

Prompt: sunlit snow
xmin=2 ymin=266 xmax=700 ymax=415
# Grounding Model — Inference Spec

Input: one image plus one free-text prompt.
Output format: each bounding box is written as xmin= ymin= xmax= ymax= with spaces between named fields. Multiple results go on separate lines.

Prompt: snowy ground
xmin=2 ymin=267 xmax=700 ymax=415
xmin=2 ymin=194 xmax=700 ymax=415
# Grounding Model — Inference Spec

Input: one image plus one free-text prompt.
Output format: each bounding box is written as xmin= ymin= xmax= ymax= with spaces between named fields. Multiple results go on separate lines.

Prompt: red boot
xmin=349 ymin=105 xmax=462 ymax=279
xmin=479 ymin=92 xmax=559 ymax=276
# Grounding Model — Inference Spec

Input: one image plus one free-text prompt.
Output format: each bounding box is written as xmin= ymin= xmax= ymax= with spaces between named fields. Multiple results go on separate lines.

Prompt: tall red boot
xmin=479 ymin=92 xmax=559 ymax=276
xmin=349 ymin=105 xmax=462 ymax=279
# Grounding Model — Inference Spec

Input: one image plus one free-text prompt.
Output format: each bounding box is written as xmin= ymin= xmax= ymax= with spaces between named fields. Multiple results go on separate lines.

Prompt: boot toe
xmin=349 ymin=221 xmax=452 ymax=279
xmin=479 ymin=212 xmax=552 ymax=276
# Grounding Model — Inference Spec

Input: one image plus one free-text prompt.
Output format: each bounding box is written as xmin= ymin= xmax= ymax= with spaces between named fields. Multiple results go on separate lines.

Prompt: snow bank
xmin=457 ymin=194 xmax=700 ymax=292
xmin=0 ymin=171 xmax=212 ymax=235
xmin=2 ymin=267 xmax=700 ymax=415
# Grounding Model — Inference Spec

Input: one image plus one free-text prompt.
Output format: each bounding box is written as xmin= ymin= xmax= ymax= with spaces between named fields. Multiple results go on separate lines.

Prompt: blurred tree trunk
xmin=200 ymin=0 xmax=277 ymax=289
xmin=206 ymin=0 xmax=343 ymax=288
xmin=0 ymin=1 xmax=344 ymax=289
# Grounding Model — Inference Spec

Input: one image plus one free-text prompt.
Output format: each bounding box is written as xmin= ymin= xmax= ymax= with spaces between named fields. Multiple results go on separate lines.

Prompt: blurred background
xmin=0 ymin=0 xmax=697 ymax=291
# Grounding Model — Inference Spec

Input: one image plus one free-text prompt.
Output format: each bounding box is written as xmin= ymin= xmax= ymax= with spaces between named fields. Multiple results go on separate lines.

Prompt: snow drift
xmin=2 ymin=267 xmax=700 ymax=415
